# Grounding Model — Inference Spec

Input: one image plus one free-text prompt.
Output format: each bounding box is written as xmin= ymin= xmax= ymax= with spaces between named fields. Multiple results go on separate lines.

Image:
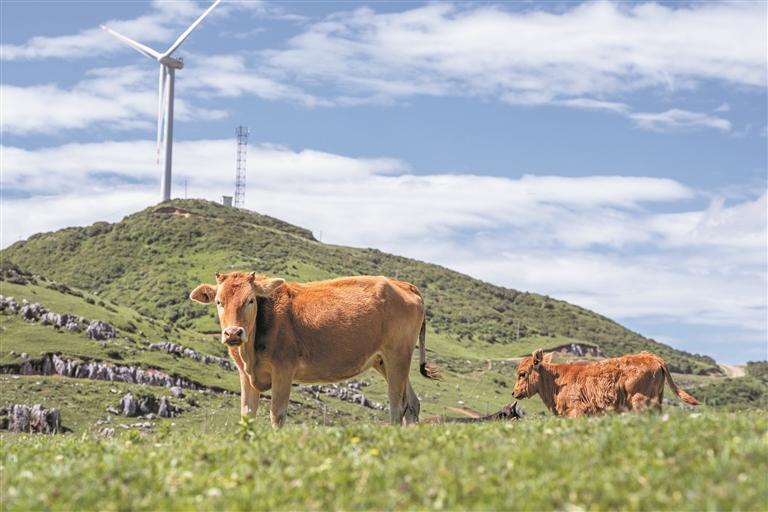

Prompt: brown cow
xmin=512 ymin=349 xmax=699 ymax=416
xmin=190 ymin=272 xmax=437 ymax=428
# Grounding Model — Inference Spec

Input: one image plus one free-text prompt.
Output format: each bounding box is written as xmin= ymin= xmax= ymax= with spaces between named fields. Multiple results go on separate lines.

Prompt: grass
xmin=1 ymin=198 xmax=719 ymax=374
xmin=2 ymin=410 xmax=766 ymax=511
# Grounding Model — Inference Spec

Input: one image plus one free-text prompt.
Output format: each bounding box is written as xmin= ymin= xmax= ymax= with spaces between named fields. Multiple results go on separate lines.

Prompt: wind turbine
xmin=101 ymin=0 xmax=222 ymax=202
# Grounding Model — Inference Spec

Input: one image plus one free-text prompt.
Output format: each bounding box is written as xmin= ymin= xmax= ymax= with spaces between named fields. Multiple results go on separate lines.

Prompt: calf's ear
xmin=255 ymin=278 xmax=285 ymax=297
xmin=532 ymin=348 xmax=544 ymax=368
xmin=543 ymin=353 xmax=554 ymax=364
xmin=190 ymin=284 xmax=217 ymax=304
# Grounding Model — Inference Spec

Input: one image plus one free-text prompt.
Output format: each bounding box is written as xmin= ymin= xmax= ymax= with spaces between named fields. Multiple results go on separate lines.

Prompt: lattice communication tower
xmin=234 ymin=125 xmax=249 ymax=208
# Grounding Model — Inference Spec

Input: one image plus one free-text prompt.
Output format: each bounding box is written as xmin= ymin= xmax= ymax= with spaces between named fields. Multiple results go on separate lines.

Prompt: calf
xmin=512 ymin=349 xmax=699 ymax=417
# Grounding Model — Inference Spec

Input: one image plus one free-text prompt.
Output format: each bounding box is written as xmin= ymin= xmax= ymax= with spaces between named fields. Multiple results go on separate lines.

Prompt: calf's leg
xmin=629 ymin=393 xmax=655 ymax=412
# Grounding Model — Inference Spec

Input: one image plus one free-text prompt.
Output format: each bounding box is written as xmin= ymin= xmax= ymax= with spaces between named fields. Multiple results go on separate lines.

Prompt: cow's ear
xmin=255 ymin=278 xmax=285 ymax=297
xmin=543 ymin=352 xmax=554 ymax=364
xmin=532 ymin=348 xmax=544 ymax=368
xmin=190 ymin=284 xmax=217 ymax=304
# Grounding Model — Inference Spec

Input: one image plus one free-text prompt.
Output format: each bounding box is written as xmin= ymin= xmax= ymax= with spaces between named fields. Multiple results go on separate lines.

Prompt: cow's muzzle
xmin=222 ymin=326 xmax=246 ymax=346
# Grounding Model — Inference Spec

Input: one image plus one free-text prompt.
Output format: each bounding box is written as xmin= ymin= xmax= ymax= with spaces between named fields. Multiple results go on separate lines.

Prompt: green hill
xmin=2 ymin=198 xmax=717 ymax=374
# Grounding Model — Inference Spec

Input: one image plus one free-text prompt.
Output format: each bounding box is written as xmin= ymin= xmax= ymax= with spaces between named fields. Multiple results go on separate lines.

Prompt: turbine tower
xmin=101 ymin=0 xmax=221 ymax=202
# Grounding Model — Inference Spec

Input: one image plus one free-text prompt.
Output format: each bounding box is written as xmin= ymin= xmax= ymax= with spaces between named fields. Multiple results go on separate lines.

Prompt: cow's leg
xmin=375 ymin=356 xmax=418 ymax=424
xmin=239 ymin=370 xmax=260 ymax=419
xmin=403 ymin=379 xmax=420 ymax=425
xmin=382 ymin=353 xmax=409 ymax=425
xmin=269 ymin=370 xmax=293 ymax=429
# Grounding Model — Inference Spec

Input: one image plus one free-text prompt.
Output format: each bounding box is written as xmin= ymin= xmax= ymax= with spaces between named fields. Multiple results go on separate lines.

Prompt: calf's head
xmin=190 ymin=272 xmax=284 ymax=347
xmin=512 ymin=348 xmax=552 ymax=399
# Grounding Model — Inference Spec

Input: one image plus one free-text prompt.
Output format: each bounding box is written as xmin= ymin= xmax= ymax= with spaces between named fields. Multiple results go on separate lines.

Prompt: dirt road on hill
xmin=719 ymin=364 xmax=746 ymax=377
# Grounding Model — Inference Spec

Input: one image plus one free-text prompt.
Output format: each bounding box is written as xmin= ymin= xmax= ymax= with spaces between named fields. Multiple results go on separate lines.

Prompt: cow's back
xmin=289 ymin=276 xmax=421 ymax=326
xmin=282 ymin=276 xmax=424 ymax=382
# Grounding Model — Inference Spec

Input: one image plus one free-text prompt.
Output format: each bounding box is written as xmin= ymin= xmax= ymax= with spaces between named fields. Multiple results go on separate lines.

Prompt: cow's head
xmin=512 ymin=348 xmax=552 ymax=399
xmin=189 ymin=272 xmax=285 ymax=347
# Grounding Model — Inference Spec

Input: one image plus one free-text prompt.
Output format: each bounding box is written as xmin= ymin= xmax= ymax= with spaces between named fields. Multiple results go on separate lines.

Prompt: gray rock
xmin=0 ymin=296 xmax=19 ymax=313
xmin=149 ymin=341 xmax=234 ymax=371
xmin=157 ymin=396 xmax=180 ymax=418
xmin=117 ymin=393 xmax=180 ymax=418
xmin=169 ymin=386 xmax=184 ymax=398
xmin=0 ymin=404 xmax=61 ymax=433
xmin=302 ymin=381 xmax=385 ymax=411
xmin=120 ymin=393 xmax=138 ymax=417
xmin=19 ymin=302 xmax=46 ymax=321
xmin=86 ymin=320 xmax=117 ymax=341
xmin=1 ymin=353 xmax=210 ymax=391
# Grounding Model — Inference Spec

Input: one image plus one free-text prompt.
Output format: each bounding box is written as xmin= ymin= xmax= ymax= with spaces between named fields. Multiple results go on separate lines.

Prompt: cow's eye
xmin=519 ymin=372 xmax=526 ymax=379
xmin=215 ymin=299 xmax=222 ymax=306
xmin=249 ymin=298 xmax=255 ymax=304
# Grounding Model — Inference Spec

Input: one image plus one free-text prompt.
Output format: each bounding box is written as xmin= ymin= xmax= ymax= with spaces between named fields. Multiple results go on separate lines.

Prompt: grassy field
xmin=2 ymin=410 xmax=766 ymax=511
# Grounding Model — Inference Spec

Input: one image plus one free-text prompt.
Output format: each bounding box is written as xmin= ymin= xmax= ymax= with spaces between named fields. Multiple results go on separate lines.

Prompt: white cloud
xmin=557 ymin=99 xmax=733 ymax=133
xmin=260 ymin=1 xmax=764 ymax=124
xmin=184 ymin=54 xmax=325 ymax=107
xmin=0 ymin=0 xmax=306 ymax=62
xmin=629 ymin=109 xmax=732 ymax=133
xmin=4 ymin=2 xmax=761 ymax=132
xmin=0 ymin=66 xmax=226 ymax=135
xmin=0 ymin=1 xmax=223 ymax=61
xmin=3 ymin=139 xmax=765 ymax=359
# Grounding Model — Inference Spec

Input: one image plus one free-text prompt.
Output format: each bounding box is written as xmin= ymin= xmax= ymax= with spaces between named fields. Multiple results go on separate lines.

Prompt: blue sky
xmin=2 ymin=1 xmax=766 ymax=363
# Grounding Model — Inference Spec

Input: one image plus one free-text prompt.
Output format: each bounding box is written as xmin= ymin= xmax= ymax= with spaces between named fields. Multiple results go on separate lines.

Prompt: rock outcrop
xmin=0 ymin=404 xmax=62 ymax=433
xmin=19 ymin=300 xmax=46 ymax=321
xmin=0 ymin=295 xmax=20 ymax=313
xmin=1 ymin=295 xmax=99 ymax=335
xmin=86 ymin=320 xmax=117 ymax=340
xmin=119 ymin=393 xmax=181 ymax=418
xmin=41 ymin=312 xmax=86 ymax=332
xmin=301 ymin=380 xmax=385 ymax=411
xmin=0 ymin=353 xmax=218 ymax=391
xmin=547 ymin=343 xmax=603 ymax=358
xmin=149 ymin=341 xmax=233 ymax=371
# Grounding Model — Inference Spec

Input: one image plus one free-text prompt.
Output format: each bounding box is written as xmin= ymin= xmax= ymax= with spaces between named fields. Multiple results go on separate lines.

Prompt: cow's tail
xmin=419 ymin=319 xmax=440 ymax=380
xmin=662 ymin=362 xmax=699 ymax=405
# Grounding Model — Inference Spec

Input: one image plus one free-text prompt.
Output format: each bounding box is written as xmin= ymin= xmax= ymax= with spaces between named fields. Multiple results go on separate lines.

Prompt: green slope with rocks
xmin=2 ymin=198 xmax=718 ymax=374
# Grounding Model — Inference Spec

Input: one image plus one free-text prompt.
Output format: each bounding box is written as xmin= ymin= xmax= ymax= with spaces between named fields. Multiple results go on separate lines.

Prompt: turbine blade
xmin=157 ymin=65 xmax=167 ymax=164
xmin=163 ymin=0 xmax=221 ymax=57
xmin=100 ymin=25 xmax=161 ymax=60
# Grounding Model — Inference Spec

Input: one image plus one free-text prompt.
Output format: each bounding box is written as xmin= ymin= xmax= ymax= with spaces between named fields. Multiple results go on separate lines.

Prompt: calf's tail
xmin=662 ymin=363 xmax=699 ymax=405
xmin=419 ymin=319 xmax=440 ymax=380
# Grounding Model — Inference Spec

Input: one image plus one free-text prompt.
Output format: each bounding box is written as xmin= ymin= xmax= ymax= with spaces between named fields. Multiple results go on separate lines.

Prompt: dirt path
xmin=446 ymin=406 xmax=480 ymax=418
xmin=719 ymin=364 xmax=746 ymax=378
